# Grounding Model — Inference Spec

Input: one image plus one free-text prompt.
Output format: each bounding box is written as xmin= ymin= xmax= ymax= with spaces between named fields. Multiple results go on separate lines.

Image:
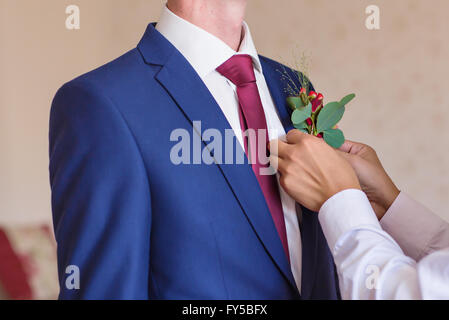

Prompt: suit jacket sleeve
xmin=49 ymin=80 xmax=152 ymax=299
xmin=380 ymin=192 xmax=449 ymax=261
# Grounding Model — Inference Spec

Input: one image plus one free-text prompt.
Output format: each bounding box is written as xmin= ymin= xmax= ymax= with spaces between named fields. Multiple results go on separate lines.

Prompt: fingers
xmin=286 ymin=129 xmax=307 ymax=144
xmin=269 ymin=139 xmax=289 ymax=158
xmin=269 ymin=155 xmax=285 ymax=174
xmin=339 ymin=140 xmax=364 ymax=154
xmin=338 ymin=140 xmax=356 ymax=153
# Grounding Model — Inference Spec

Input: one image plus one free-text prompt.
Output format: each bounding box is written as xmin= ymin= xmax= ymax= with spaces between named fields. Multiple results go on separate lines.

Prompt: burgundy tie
xmin=217 ymin=54 xmax=290 ymax=261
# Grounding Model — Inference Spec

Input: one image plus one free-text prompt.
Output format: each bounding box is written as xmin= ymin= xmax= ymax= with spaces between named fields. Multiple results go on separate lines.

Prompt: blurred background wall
xmin=0 ymin=0 xmax=448 ymax=298
xmin=2 ymin=0 xmax=449 ymax=226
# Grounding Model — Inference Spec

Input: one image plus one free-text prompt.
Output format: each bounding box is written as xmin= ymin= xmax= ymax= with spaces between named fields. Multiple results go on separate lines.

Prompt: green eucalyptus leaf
xmin=340 ymin=94 xmax=356 ymax=107
xmin=294 ymin=121 xmax=308 ymax=130
xmin=291 ymin=110 xmax=309 ymax=125
xmin=291 ymin=102 xmax=312 ymax=124
xmin=286 ymin=96 xmax=304 ymax=110
xmin=317 ymin=102 xmax=345 ymax=132
xmin=323 ymin=129 xmax=345 ymax=148
xmin=304 ymin=102 xmax=312 ymax=114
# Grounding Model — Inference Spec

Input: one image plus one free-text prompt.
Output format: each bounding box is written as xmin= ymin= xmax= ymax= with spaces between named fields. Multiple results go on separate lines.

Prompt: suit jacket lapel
xmin=138 ymin=24 xmax=298 ymax=293
xmin=259 ymin=57 xmax=295 ymax=133
xmin=260 ymin=56 xmax=318 ymax=299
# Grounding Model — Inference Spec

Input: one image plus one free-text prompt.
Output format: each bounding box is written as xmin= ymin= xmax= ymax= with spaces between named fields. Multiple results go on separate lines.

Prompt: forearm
xmin=319 ymin=189 xmax=422 ymax=299
xmin=332 ymin=227 xmax=422 ymax=299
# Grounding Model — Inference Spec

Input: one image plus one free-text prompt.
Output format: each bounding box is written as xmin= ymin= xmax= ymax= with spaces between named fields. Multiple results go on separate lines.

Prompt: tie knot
xmin=216 ymin=54 xmax=256 ymax=87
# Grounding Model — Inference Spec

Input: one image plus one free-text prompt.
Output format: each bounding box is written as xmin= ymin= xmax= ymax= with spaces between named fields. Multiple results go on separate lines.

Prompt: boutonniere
xmin=287 ymin=89 xmax=355 ymax=148
xmin=278 ymin=53 xmax=356 ymax=149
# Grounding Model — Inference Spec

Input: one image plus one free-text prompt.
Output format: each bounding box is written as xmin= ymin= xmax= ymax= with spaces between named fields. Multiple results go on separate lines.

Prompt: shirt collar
xmin=156 ymin=5 xmax=262 ymax=79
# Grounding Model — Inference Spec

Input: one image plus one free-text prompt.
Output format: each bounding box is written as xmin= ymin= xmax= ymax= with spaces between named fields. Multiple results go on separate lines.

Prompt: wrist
xmin=327 ymin=183 xmax=361 ymax=205
xmin=383 ymin=186 xmax=400 ymax=211
xmin=377 ymin=183 xmax=400 ymax=219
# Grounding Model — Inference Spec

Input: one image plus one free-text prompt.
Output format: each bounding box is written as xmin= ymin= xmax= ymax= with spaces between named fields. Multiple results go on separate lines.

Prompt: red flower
xmin=317 ymin=133 xmax=323 ymax=138
xmin=311 ymin=99 xmax=321 ymax=112
xmin=311 ymin=93 xmax=324 ymax=112
xmin=306 ymin=118 xmax=312 ymax=126
xmin=308 ymin=91 xmax=317 ymax=100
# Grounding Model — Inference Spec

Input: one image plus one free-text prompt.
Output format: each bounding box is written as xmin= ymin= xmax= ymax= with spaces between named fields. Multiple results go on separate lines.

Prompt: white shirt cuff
xmin=318 ymin=189 xmax=381 ymax=252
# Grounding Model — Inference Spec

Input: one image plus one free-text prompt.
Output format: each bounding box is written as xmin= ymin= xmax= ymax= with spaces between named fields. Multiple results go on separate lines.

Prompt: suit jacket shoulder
xmin=55 ymin=48 xmax=149 ymax=99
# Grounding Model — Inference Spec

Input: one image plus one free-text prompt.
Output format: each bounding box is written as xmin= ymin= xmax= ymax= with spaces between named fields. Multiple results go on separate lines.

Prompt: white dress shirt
xmin=156 ymin=6 xmax=303 ymax=291
xmin=319 ymin=189 xmax=449 ymax=299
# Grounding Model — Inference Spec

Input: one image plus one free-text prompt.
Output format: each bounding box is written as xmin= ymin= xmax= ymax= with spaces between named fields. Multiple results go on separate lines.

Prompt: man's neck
xmin=167 ymin=0 xmax=247 ymax=51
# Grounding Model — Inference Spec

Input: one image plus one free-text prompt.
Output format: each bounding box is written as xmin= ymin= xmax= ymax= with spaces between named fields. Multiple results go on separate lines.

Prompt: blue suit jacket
xmin=49 ymin=23 xmax=340 ymax=300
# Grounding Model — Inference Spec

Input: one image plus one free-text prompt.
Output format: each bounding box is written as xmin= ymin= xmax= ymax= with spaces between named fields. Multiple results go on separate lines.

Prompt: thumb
xmin=339 ymin=140 xmax=365 ymax=155
xmin=286 ymin=129 xmax=308 ymax=144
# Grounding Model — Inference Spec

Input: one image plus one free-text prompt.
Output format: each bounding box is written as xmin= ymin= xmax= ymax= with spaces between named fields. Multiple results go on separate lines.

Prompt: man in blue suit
xmin=50 ymin=0 xmax=340 ymax=299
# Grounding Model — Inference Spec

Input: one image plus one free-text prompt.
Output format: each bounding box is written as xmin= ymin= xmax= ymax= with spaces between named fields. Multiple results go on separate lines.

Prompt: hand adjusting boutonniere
xmin=287 ymin=89 xmax=355 ymax=149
